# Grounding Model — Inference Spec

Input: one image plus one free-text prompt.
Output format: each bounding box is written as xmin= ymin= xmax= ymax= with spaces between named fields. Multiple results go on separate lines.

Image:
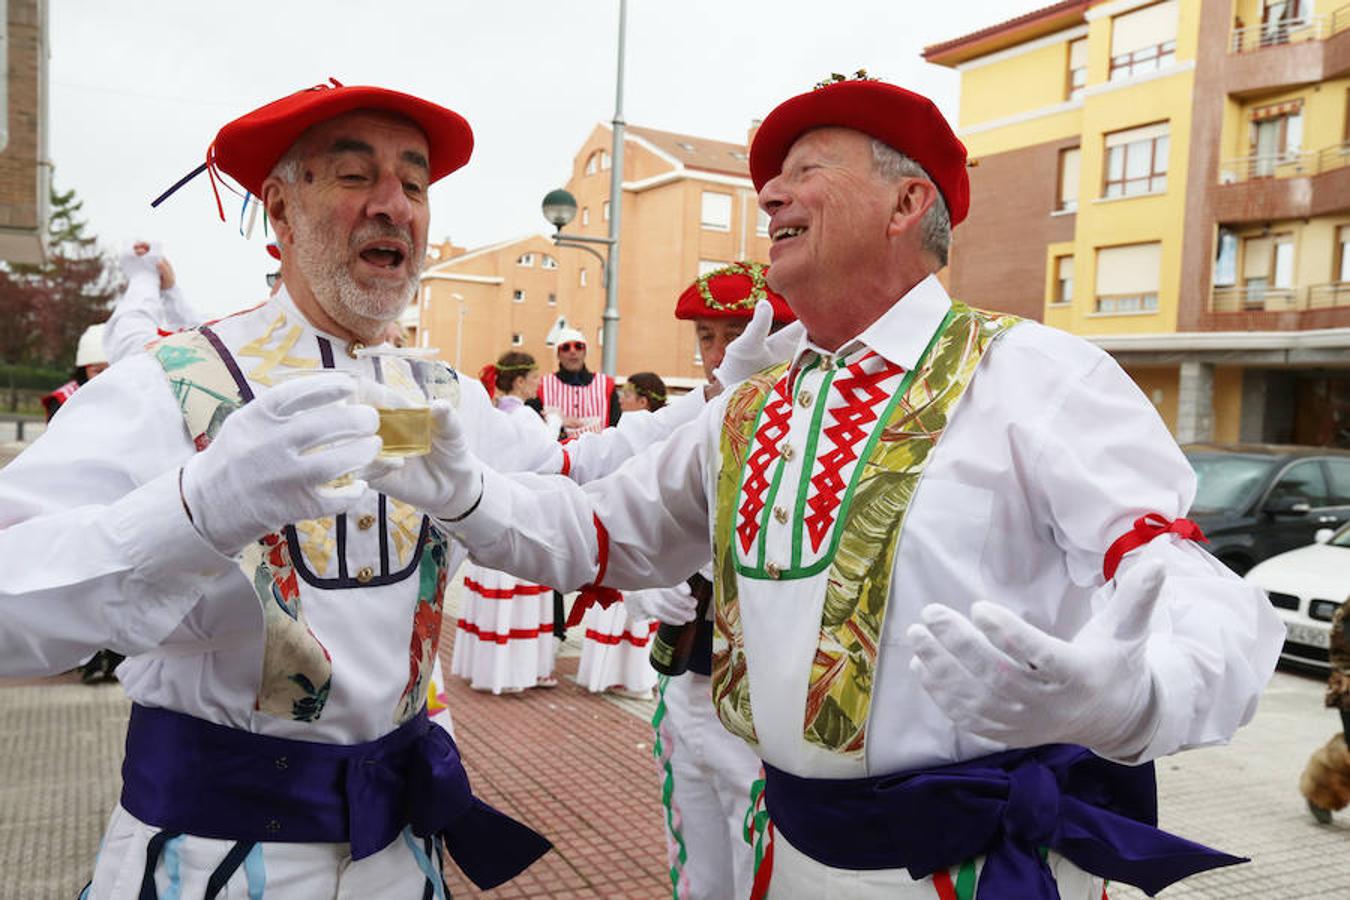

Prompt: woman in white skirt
xmin=452 ymin=352 xmax=561 ymax=693
xmin=576 ymin=373 xmax=669 ymax=699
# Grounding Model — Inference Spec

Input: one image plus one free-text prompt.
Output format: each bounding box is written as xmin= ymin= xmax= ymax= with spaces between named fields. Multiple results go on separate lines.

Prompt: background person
xmin=575 ymin=371 xmax=670 ymax=701
xmin=452 ymin=351 xmax=562 ymax=694
xmin=538 ymin=327 xmax=620 ymax=439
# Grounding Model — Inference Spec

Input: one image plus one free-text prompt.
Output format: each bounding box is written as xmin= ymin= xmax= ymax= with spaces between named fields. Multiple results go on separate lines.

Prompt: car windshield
xmin=1186 ymin=454 xmax=1275 ymax=514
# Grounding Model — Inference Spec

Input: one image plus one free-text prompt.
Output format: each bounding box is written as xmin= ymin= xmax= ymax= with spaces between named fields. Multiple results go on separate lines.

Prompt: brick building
xmin=0 ymin=0 xmax=48 ymax=264
xmin=925 ymin=0 xmax=1350 ymax=446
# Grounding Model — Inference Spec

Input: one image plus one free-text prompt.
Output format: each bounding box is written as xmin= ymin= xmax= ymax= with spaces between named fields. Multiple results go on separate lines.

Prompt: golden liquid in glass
xmin=377 ymin=407 xmax=432 ymax=458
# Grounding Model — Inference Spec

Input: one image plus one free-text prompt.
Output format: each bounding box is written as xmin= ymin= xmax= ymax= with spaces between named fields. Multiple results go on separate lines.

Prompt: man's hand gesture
xmin=907 ymin=561 xmax=1165 ymax=759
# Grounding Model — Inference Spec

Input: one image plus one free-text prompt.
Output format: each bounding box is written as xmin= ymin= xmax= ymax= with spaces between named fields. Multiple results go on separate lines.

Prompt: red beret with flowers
xmin=749 ymin=73 xmax=969 ymax=226
xmin=674 ymin=261 xmax=796 ymax=323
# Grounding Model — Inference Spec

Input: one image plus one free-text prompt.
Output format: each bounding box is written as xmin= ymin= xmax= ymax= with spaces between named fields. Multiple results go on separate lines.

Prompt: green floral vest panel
xmin=711 ymin=303 xmax=1020 ymax=756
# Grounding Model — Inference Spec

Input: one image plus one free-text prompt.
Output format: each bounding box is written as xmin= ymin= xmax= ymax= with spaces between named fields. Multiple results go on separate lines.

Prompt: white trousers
xmin=85 ymin=804 xmax=447 ymax=899
xmin=656 ymin=672 xmax=765 ymax=900
xmin=768 ymin=830 xmax=1106 ymax=899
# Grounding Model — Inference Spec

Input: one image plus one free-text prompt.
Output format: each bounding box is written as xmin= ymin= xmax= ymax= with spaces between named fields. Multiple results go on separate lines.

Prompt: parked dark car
xmin=1183 ymin=444 xmax=1350 ymax=575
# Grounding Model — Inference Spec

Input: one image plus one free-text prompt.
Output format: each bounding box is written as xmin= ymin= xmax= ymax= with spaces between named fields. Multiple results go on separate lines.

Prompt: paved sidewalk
xmin=4 ymin=602 xmax=1350 ymax=897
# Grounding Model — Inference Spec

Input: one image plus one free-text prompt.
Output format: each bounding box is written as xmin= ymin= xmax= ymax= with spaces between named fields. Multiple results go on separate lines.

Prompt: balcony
xmin=1200 ymin=283 xmax=1350 ymax=331
xmin=1225 ymin=7 xmax=1350 ymax=95
xmin=1212 ymin=142 xmax=1350 ymax=222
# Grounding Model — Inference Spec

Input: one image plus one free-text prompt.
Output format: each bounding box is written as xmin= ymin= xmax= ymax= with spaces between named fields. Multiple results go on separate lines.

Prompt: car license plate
xmin=1285 ymin=622 xmax=1330 ymax=649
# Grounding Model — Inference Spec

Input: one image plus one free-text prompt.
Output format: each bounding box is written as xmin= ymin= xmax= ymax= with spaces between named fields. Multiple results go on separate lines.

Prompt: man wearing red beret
xmin=425 ymin=75 xmax=1283 ymax=898
xmin=0 ymin=80 xmax=735 ymax=898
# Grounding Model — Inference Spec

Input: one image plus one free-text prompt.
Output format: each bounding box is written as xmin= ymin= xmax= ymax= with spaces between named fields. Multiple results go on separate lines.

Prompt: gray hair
xmin=268 ymin=145 xmax=303 ymax=184
xmin=870 ymin=139 xmax=951 ymax=268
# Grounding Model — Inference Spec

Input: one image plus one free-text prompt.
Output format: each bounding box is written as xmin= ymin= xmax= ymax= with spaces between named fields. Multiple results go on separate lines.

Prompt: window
xmin=585 ymin=150 xmax=610 ymax=175
xmin=1056 ymin=147 xmax=1081 ymax=212
xmin=547 ymin=292 xmax=557 ymax=306
xmin=1109 ymin=1 xmax=1177 ymax=81
xmin=1260 ymin=0 xmax=1305 ymax=47
xmin=512 ymin=289 xmax=526 ymax=304
xmin=1249 ymin=102 xmax=1303 ymax=178
xmin=698 ymin=259 xmax=728 ymax=277
xmin=516 ymin=252 xmax=535 ymax=267
xmin=511 ymin=332 xmax=524 ymax=347
xmin=579 ymin=268 xmax=588 ymax=287
xmin=1241 ymin=234 xmax=1295 ymax=307
xmin=603 ymin=200 xmax=611 ymax=221
xmin=701 ymin=192 xmax=732 ymax=230
xmin=582 ymin=207 xmax=590 ymax=226
xmin=1270 ymin=459 xmax=1328 ymax=507
xmin=1336 ymin=226 xmax=1350 ymax=283
xmin=1066 ymin=38 xmax=1088 ymax=100
xmin=1103 ymin=123 xmax=1169 ymax=197
xmin=1327 ymin=459 xmax=1350 ymax=505
xmin=541 ymin=254 xmax=559 ymax=270
xmin=1214 ymin=228 xmax=1238 ymax=287
xmin=1095 ymin=242 xmax=1161 ymax=313
xmin=1052 ymin=256 xmax=1074 ymax=305
xmin=757 ymin=208 xmax=770 ymax=237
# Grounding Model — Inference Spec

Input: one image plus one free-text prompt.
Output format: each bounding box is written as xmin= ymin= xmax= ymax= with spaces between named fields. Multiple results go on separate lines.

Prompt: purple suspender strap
xmin=763 ymin=744 xmax=1246 ymax=897
xmin=120 ymin=703 xmax=550 ymax=889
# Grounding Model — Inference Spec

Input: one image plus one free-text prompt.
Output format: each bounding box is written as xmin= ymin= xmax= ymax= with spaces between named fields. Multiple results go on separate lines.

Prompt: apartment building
xmin=417 ymin=123 xmax=771 ymax=385
xmin=925 ymin=0 xmax=1349 ymax=447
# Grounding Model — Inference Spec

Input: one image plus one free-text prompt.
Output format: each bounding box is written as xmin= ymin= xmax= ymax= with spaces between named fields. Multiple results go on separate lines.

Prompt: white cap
xmin=75 ymin=323 xmax=108 ymax=368
xmin=550 ymin=327 xmax=587 ymax=349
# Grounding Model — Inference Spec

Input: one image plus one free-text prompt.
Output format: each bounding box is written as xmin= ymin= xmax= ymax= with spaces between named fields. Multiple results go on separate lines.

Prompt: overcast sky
xmin=51 ymin=0 xmax=1046 ymax=318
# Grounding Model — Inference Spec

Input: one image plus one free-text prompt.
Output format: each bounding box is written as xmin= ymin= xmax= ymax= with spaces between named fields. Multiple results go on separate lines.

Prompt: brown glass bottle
xmin=649 ymin=575 xmax=713 ymax=677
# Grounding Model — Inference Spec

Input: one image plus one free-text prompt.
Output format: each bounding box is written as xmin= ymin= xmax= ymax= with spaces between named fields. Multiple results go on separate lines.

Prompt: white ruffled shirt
xmin=450 ymin=275 xmax=1285 ymax=779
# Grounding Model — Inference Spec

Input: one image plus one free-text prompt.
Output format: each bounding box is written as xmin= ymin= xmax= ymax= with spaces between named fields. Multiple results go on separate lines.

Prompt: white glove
xmin=906 ymin=560 xmax=1165 ymax=759
xmin=624 ymin=586 xmax=698 ymax=626
xmin=368 ymin=400 xmax=485 ymax=521
xmin=181 ymin=373 xmax=381 ymax=556
xmin=712 ymin=299 xmax=805 ymax=387
xmin=119 ymin=244 xmax=162 ymax=281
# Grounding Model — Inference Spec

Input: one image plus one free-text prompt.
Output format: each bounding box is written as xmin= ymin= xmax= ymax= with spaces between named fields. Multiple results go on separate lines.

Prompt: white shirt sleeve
xmin=452 ymin=400 xmax=717 ymax=590
xmin=104 ymin=270 xmax=171 ymax=364
xmin=1019 ymin=344 xmax=1284 ymax=762
xmin=562 ymin=386 xmax=707 ymax=484
xmin=0 ymin=355 xmax=236 ymax=675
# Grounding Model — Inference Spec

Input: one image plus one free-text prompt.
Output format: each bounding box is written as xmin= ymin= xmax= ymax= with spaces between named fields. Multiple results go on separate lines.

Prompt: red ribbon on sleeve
xmin=1102 ymin=513 xmax=1208 ymax=581
xmin=565 ymin=513 xmax=623 ymax=627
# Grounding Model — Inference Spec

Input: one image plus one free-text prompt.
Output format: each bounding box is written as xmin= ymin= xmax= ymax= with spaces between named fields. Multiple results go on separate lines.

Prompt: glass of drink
xmin=352 ymin=348 xmax=454 ymax=459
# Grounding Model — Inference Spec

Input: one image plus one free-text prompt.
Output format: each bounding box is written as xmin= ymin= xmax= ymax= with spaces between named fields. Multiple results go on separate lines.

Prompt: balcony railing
xmin=1218 ymin=142 xmax=1350 ymax=184
xmin=1229 ymin=6 xmax=1350 ymax=53
xmin=1210 ymin=283 xmax=1350 ymax=314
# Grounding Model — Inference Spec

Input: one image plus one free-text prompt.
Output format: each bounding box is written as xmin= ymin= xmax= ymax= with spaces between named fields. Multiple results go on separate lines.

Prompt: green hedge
xmin=0 ymin=363 xmax=71 ymax=391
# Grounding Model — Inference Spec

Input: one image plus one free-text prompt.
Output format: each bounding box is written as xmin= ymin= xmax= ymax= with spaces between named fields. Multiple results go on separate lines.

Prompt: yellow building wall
xmin=1124 ymin=366 xmax=1180 ymax=432
xmin=959 ymin=40 xmax=1076 ymax=128
xmin=1065 ymin=65 xmax=1196 ymax=336
xmin=1213 ymin=366 xmax=1244 ymax=444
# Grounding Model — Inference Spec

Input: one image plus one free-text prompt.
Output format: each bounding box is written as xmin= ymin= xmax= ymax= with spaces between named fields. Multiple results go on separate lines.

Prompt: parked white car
xmin=1244 ymin=522 xmax=1350 ymax=673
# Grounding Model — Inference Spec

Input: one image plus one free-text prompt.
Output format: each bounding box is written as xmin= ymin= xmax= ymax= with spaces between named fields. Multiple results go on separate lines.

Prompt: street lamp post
xmin=540 ymin=0 xmax=627 ymax=375
xmin=451 ymin=292 xmax=466 ymax=370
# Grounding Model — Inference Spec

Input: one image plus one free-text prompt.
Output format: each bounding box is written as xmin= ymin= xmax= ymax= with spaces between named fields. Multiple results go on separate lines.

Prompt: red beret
xmin=674 ymin=262 xmax=796 ymax=324
xmin=211 ymin=78 xmax=473 ymax=198
xmin=749 ymin=77 xmax=969 ymax=226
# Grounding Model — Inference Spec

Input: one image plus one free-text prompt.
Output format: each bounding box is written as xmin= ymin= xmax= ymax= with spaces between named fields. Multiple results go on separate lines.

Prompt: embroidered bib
xmin=710 ymin=303 xmax=1020 ymax=756
xmin=151 ymin=324 xmax=453 ymax=725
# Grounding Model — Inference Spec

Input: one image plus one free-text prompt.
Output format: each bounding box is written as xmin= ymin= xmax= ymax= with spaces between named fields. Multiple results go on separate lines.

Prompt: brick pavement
xmin=3 ymin=548 xmax=1350 ymax=898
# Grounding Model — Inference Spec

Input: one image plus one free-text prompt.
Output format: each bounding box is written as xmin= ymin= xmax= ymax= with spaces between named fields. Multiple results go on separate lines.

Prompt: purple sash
xmin=120 ymin=703 xmax=550 ymax=889
xmin=763 ymin=744 xmax=1244 ymax=897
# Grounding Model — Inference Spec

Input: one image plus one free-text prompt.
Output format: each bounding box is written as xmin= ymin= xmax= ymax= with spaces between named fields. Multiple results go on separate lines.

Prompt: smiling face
xmin=265 ymin=110 xmax=431 ymax=341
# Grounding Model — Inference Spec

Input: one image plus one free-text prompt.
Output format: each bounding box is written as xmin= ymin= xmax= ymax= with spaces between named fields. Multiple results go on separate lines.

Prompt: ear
xmin=262 ymin=178 xmax=294 ymax=246
xmin=886 ymin=178 xmax=938 ymax=239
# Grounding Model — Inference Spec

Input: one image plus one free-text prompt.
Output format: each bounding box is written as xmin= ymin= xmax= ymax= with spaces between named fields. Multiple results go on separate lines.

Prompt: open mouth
xmin=358 ymin=242 xmax=408 ymax=270
xmin=771 ymin=225 xmax=806 ymax=243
